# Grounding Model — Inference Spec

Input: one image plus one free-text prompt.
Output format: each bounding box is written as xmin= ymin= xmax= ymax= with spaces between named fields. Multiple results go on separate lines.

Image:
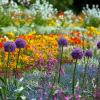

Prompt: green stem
xmin=15 ymin=49 xmax=21 ymax=78
xmin=58 ymin=46 xmax=63 ymax=83
xmin=82 ymin=34 xmax=85 ymax=51
xmin=4 ymin=52 xmax=10 ymax=100
xmin=5 ymin=52 xmax=10 ymax=78
xmin=96 ymin=58 xmax=100 ymax=91
xmin=82 ymin=58 xmax=89 ymax=94
xmin=72 ymin=59 xmax=77 ymax=99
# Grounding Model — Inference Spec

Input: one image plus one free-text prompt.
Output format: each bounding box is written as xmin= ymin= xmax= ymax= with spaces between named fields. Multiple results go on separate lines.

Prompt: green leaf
xmin=0 ymin=77 xmax=6 ymax=85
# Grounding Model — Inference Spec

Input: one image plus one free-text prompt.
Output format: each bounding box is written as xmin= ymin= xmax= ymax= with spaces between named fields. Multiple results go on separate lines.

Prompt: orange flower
xmin=57 ymin=11 xmax=64 ymax=17
xmin=28 ymin=35 xmax=33 ymax=39
xmin=3 ymin=38 xmax=6 ymax=42
xmin=19 ymin=35 xmax=26 ymax=39
xmin=26 ymin=44 xmax=31 ymax=49
xmin=71 ymin=31 xmax=81 ymax=37
xmin=88 ymin=32 xmax=93 ymax=38
xmin=76 ymin=32 xmax=81 ymax=37
xmin=70 ymin=37 xmax=82 ymax=46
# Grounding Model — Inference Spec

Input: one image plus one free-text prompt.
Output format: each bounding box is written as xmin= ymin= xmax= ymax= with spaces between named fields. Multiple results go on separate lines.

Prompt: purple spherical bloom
xmin=97 ymin=41 xmax=100 ymax=49
xmin=15 ymin=38 xmax=26 ymax=48
xmin=4 ymin=41 xmax=16 ymax=52
xmin=85 ymin=50 xmax=93 ymax=58
xmin=71 ymin=48 xmax=84 ymax=59
xmin=58 ymin=38 xmax=68 ymax=47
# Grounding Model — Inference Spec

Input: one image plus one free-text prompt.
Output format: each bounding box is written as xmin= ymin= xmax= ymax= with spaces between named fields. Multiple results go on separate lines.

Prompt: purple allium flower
xmin=71 ymin=48 xmax=84 ymax=59
xmin=58 ymin=38 xmax=68 ymax=47
xmin=15 ymin=38 xmax=26 ymax=48
xmin=85 ymin=50 xmax=93 ymax=58
xmin=4 ymin=41 xmax=16 ymax=52
xmin=97 ymin=41 xmax=100 ymax=49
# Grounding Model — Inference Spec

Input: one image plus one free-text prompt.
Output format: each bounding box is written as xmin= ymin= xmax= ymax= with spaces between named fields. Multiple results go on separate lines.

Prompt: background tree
xmin=1 ymin=0 xmax=100 ymax=13
xmin=73 ymin=0 xmax=100 ymax=13
xmin=48 ymin=0 xmax=74 ymax=11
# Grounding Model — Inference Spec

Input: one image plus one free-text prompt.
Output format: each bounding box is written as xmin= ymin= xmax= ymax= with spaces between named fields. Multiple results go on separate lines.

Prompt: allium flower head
xmin=85 ymin=50 xmax=93 ymax=58
xmin=71 ymin=48 xmax=84 ymax=59
xmin=97 ymin=41 xmax=100 ymax=49
xmin=15 ymin=38 xmax=26 ymax=48
xmin=58 ymin=38 xmax=68 ymax=47
xmin=4 ymin=41 xmax=16 ymax=52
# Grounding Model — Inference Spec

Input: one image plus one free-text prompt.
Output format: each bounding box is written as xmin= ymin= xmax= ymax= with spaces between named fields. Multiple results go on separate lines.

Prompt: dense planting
xmin=0 ymin=1 xmax=100 ymax=100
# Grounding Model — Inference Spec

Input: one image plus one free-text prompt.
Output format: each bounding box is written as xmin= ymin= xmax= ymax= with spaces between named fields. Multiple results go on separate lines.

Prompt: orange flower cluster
xmin=0 ymin=31 xmax=93 ymax=70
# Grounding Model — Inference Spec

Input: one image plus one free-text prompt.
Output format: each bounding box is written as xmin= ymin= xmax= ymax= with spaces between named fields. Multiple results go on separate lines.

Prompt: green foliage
xmin=30 ymin=0 xmax=36 ymax=3
xmin=0 ymin=77 xmax=25 ymax=100
xmin=0 ymin=10 xmax=12 ymax=28
xmin=48 ymin=0 xmax=74 ymax=11
xmin=34 ymin=12 xmax=48 ymax=26
xmin=84 ymin=16 xmax=100 ymax=27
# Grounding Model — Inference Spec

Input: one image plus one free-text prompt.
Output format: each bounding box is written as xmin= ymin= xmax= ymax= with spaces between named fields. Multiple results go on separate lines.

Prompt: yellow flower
xmin=29 ymin=31 xmax=36 ymax=35
xmin=88 ymin=26 xmax=97 ymax=32
xmin=14 ymin=19 xmax=20 ymax=26
xmin=7 ymin=32 xmax=15 ymax=37
xmin=95 ymin=31 xmax=100 ymax=35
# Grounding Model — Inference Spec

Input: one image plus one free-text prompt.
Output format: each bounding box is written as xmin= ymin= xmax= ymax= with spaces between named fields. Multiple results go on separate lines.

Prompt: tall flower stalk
xmin=15 ymin=38 xmax=26 ymax=78
xmin=58 ymin=46 xmax=63 ymax=83
xmin=96 ymin=59 xmax=100 ymax=92
xmin=96 ymin=41 xmax=100 ymax=91
xmin=82 ymin=58 xmax=89 ymax=90
xmin=58 ymin=37 xmax=68 ymax=83
xmin=71 ymin=48 xmax=83 ymax=98
xmin=72 ymin=59 xmax=77 ymax=96
xmin=6 ymin=51 xmax=10 ymax=78
xmin=4 ymin=41 xmax=16 ymax=78
xmin=82 ymin=50 xmax=93 ymax=93
xmin=15 ymin=48 xmax=21 ymax=78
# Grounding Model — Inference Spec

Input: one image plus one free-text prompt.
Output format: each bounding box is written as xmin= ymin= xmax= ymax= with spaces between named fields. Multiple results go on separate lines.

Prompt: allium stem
xmin=72 ymin=59 xmax=77 ymax=99
xmin=82 ymin=34 xmax=85 ymax=51
xmin=15 ymin=48 xmax=21 ymax=78
xmin=5 ymin=51 xmax=10 ymax=78
xmin=96 ymin=58 xmax=100 ymax=91
xmin=58 ymin=46 xmax=63 ymax=83
xmin=82 ymin=58 xmax=89 ymax=93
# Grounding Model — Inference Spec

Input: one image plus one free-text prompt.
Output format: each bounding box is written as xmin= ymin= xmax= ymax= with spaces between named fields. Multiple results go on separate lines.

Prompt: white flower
xmin=19 ymin=77 xmax=24 ymax=82
xmin=82 ymin=4 xmax=100 ymax=19
xmin=21 ymin=95 xmax=26 ymax=100
xmin=31 ymin=99 xmax=36 ymax=100
xmin=30 ymin=0 xmax=57 ymax=19
xmin=15 ymin=87 xmax=24 ymax=92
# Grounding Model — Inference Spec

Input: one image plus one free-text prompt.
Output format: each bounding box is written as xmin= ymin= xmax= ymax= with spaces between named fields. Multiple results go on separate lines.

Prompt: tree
xmin=48 ymin=0 xmax=74 ymax=11
xmin=73 ymin=0 xmax=100 ymax=13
